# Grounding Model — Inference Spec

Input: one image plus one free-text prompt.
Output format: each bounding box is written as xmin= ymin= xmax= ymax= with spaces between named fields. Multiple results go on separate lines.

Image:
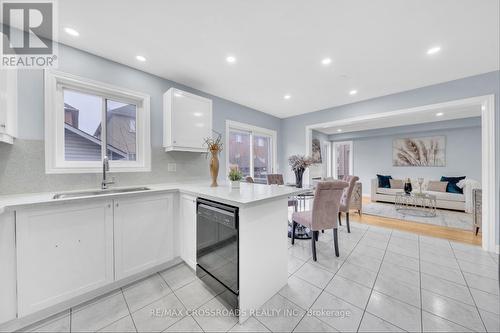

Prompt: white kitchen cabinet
xmin=0 ymin=212 xmax=16 ymax=324
xmin=114 ymin=194 xmax=174 ymax=280
xmin=16 ymin=201 xmax=114 ymax=316
xmin=0 ymin=69 xmax=18 ymax=144
xmin=180 ymin=194 xmax=197 ymax=269
xmin=163 ymin=88 xmax=212 ymax=152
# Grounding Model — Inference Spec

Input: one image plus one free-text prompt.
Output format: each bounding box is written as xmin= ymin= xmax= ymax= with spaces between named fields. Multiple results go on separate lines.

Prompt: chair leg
xmin=333 ymin=228 xmax=339 ymax=257
xmin=475 ymin=226 xmax=480 ymax=236
xmin=321 ymin=230 xmax=324 ymax=233
xmin=338 ymin=212 xmax=342 ymax=226
xmin=315 ymin=231 xmax=319 ymax=241
xmin=346 ymin=212 xmax=351 ymax=233
xmin=291 ymin=221 xmax=296 ymax=245
xmin=311 ymin=231 xmax=317 ymax=261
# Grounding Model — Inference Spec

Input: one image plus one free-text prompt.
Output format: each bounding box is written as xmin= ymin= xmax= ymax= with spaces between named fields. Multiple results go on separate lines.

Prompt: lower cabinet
xmin=16 ymin=200 xmax=114 ymax=316
xmin=114 ymin=193 xmax=174 ymax=279
xmin=180 ymin=194 xmax=197 ymax=270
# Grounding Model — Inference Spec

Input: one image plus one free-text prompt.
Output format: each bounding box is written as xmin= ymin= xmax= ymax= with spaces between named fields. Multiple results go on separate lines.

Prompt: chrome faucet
xmin=101 ymin=156 xmax=115 ymax=190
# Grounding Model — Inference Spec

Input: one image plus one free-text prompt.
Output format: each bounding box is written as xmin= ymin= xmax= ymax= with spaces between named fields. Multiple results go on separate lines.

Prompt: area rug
xmin=362 ymin=201 xmax=473 ymax=230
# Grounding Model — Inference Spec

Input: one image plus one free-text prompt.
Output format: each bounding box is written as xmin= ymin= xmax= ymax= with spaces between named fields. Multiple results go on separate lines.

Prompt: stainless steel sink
xmin=53 ymin=187 xmax=151 ymax=199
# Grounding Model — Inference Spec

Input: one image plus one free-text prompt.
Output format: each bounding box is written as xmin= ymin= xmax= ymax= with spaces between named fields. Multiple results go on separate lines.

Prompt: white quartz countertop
xmin=0 ymin=181 xmax=309 ymax=213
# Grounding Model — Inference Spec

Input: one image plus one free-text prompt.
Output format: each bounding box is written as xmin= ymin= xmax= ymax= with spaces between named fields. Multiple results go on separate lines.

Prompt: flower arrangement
xmin=228 ymin=166 xmax=243 ymax=188
xmin=203 ymin=133 xmax=223 ymax=155
xmin=228 ymin=167 xmax=243 ymax=182
xmin=288 ymin=155 xmax=314 ymax=171
xmin=288 ymin=155 xmax=314 ymax=188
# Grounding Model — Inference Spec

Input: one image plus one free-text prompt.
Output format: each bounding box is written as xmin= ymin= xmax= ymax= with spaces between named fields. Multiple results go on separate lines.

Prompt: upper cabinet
xmin=163 ymin=88 xmax=212 ymax=152
xmin=0 ymin=69 xmax=18 ymax=144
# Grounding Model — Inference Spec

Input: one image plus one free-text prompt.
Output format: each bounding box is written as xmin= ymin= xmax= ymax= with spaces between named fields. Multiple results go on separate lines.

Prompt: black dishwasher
xmin=196 ymin=198 xmax=239 ymax=296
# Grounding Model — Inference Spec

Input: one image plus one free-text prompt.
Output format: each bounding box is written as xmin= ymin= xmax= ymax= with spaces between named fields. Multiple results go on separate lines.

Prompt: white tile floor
xmin=22 ymin=222 xmax=499 ymax=332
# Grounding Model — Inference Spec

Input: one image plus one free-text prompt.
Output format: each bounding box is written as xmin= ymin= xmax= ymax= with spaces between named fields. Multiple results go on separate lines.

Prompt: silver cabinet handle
xmin=116 ymin=203 xmax=119 ymax=207
xmin=107 ymin=204 xmax=111 ymax=208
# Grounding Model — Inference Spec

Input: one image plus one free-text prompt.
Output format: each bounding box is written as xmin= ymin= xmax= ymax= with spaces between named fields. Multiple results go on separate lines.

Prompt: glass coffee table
xmin=395 ymin=192 xmax=437 ymax=217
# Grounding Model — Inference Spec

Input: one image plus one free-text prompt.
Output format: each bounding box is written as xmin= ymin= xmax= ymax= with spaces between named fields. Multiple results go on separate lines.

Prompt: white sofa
xmin=370 ymin=178 xmax=465 ymax=211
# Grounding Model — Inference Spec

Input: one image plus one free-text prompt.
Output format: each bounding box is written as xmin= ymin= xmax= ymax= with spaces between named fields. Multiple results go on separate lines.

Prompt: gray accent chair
xmin=338 ymin=175 xmax=360 ymax=233
xmin=291 ymin=180 xmax=348 ymax=261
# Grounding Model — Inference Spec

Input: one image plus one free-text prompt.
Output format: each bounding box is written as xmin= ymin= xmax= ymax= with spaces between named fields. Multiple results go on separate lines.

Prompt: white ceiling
xmin=316 ymin=104 xmax=482 ymax=135
xmin=57 ymin=0 xmax=499 ymax=118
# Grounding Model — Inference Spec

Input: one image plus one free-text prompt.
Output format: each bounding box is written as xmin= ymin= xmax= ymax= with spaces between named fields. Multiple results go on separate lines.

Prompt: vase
xmin=294 ymin=168 xmax=305 ymax=188
xmin=209 ymin=149 xmax=220 ymax=187
xmin=404 ymin=181 xmax=413 ymax=194
xmin=230 ymin=180 xmax=240 ymax=189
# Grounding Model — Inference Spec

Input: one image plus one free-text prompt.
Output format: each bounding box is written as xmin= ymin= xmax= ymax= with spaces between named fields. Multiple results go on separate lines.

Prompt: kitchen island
xmin=0 ymin=182 xmax=307 ymax=328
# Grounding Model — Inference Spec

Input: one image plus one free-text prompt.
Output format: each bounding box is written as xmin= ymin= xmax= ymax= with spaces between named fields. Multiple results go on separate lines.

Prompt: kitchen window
xmin=226 ymin=120 xmax=277 ymax=183
xmin=45 ymin=70 xmax=151 ymax=173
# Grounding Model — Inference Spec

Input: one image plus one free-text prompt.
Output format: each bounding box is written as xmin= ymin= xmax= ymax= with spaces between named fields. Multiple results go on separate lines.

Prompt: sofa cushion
xmin=377 ymin=174 xmax=392 ymax=188
xmin=389 ymin=179 xmax=404 ymax=189
xmin=440 ymin=176 xmax=466 ymax=194
xmin=424 ymin=190 xmax=465 ymax=202
xmin=427 ymin=181 xmax=448 ymax=192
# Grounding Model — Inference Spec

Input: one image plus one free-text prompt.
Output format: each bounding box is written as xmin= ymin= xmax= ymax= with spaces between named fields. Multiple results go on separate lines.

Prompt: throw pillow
xmin=440 ymin=176 xmax=466 ymax=194
xmin=389 ymin=179 xmax=404 ymax=189
xmin=427 ymin=181 xmax=448 ymax=192
xmin=377 ymin=174 xmax=392 ymax=188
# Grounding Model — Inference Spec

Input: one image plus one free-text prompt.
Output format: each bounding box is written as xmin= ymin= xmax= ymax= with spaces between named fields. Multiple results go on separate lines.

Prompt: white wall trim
xmin=225 ymin=120 xmax=277 ymax=180
xmin=44 ymin=70 xmax=151 ymax=174
xmin=305 ymin=95 xmax=497 ymax=253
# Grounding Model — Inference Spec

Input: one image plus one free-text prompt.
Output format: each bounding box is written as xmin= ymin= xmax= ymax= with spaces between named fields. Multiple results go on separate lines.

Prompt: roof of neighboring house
xmin=93 ymin=104 xmax=135 ymax=138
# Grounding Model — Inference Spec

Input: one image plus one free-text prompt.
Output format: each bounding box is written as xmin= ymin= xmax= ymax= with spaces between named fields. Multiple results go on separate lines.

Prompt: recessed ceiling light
xmin=321 ymin=58 xmax=332 ymax=65
xmin=195 ymin=123 xmax=205 ymax=128
xmin=427 ymin=46 xmax=441 ymax=55
xmin=349 ymin=90 xmax=357 ymax=95
xmin=337 ymin=129 xmax=343 ymax=133
xmin=136 ymin=55 xmax=146 ymax=62
xmin=193 ymin=112 xmax=203 ymax=117
xmin=64 ymin=27 xmax=79 ymax=37
xmin=283 ymin=94 xmax=291 ymax=100
xmin=436 ymin=112 xmax=444 ymax=117
xmin=226 ymin=55 xmax=236 ymax=63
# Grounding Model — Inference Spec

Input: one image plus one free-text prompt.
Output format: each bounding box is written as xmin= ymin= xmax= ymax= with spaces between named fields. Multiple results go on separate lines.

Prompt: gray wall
xmin=328 ymin=118 xmax=482 ymax=195
xmin=281 ymin=70 xmax=499 ymax=245
xmin=0 ymin=43 xmax=282 ymax=194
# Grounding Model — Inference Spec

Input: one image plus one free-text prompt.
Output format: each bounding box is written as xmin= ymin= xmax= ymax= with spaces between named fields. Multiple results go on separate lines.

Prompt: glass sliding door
xmin=333 ymin=141 xmax=353 ymax=179
xmin=227 ymin=121 xmax=276 ymax=184
xmin=253 ymin=134 xmax=272 ymax=183
xmin=228 ymin=129 xmax=251 ymax=177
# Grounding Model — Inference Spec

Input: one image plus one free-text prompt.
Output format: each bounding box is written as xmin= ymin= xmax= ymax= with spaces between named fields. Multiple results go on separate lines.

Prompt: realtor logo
xmin=1 ymin=0 xmax=58 ymax=68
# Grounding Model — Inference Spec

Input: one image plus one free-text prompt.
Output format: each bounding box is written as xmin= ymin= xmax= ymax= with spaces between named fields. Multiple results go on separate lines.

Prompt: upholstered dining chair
xmin=266 ymin=174 xmax=298 ymax=211
xmin=291 ymin=180 xmax=348 ymax=260
xmin=245 ymin=176 xmax=254 ymax=183
xmin=338 ymin=175 xmax=360 ymax=233
xmin=267 ymin=174 xmax=284 ymax=185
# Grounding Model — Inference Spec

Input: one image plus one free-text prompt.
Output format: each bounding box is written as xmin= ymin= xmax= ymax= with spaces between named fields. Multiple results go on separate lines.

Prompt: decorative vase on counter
xmin=209 ymin=148 xmax=220 ymax=187
xmin=230 ymin=180 xmax=240 ymax=189
xmin=295 ymin=168 xmax=305 ymax=188
xmin=404 ymin=178 xmax=413 ymax=194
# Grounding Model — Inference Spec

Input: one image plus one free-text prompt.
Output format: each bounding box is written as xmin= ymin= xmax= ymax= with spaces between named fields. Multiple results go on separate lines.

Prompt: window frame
xmin=225 ymin=120 xmax=277 ymax=182
xmin=44 ymin=70 xmax=151 ymax=174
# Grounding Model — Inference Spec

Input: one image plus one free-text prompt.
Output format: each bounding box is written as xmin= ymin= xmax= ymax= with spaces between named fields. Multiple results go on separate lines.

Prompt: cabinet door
xmin=0 ymin=69 xmax=17 ymax=140
xmin=180 ymin=194 xmax=197 ymax=270
xmin=16 ymin=201 xmax=114 ymax=316
xmin=114 ymin=194 xmax=174 ymax=280
xmin=171 ymin=90 xmax=212 ymax=150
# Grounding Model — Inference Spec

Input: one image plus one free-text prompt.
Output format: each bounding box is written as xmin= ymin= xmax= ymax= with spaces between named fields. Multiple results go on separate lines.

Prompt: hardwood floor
xmin=349 ymin=197 xmax=482 ymax=246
